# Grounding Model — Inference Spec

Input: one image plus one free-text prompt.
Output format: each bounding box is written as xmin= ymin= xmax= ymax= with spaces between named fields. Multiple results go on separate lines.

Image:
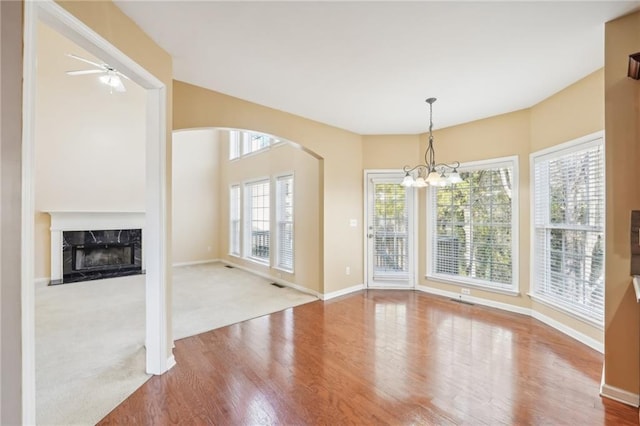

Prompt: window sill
xmin=273 ymin=266 xmax=294 ymax=274
xmin=425 ymin=274 xmax=520 ymax=297
xmin=244 ymin=256 xmax=269 ymax=267
xmin=528 ymin=293 xmax=603 ymax=330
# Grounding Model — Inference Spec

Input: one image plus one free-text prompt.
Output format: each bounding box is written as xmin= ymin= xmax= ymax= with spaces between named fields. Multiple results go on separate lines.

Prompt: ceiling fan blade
xmin=66 ymin=69 xmax=105 ymax=76
xmin=66 ymin=53 xmax=105 ymax=70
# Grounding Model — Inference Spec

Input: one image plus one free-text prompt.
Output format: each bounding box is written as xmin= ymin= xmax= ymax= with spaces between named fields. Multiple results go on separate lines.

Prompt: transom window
xmin=229 ymin=130 xmax=279 ymax=160
xmin=531 ymin=134 xmax=604 ymax=325
xmin=428 ymin=156 xmax=518 ymax=292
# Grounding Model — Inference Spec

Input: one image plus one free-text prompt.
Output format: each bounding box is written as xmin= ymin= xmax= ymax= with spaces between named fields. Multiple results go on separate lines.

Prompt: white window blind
xmin=276 ymin=174 xmax=294 ymax=271
xmin=532 ymin=136 xmax=604 ymax=325
xmin=229 ymin=185 xmax=240 ymax=256
xmin=245 ymin=179 xmax=270 ymax=262
xmin=428 ymin=157 xmax=517 ymax=291
xmin=229 ymin=130 xmax=241 ymax=160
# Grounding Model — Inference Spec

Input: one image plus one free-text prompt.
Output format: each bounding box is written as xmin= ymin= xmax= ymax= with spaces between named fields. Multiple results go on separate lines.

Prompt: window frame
xmin=228 ymin=184 xmax=241 ymax=257
xmin=274 ymin=173 xmax=295 ymax=273
xmin=529 ymin=131 xmax=605 ymax=328
xmin=243 ymin=178 xmax=271 ymax=265
xmin=426 ymin=155 xmax=519 ymax=295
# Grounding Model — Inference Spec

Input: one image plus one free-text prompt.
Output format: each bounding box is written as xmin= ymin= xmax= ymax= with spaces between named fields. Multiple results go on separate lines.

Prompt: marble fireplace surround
xmin=46 ymin=211 xmax=145 ymax=285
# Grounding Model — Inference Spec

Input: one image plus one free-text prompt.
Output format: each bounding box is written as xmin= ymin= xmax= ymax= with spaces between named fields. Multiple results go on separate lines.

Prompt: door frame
xmin=363 ymin=169 xmax=418 ymax=290
xmin=22 ymin=1 xmax=172 ymax=422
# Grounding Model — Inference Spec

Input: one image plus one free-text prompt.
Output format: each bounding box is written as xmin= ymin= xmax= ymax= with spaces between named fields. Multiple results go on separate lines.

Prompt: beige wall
xmin=173 ymin=81 xmax=363 ymax=294
xmin=217 ymin=131 xmax=322 ymax=292
xmin=172 ymin=129 xmax=219 ymax=264
xmin=604 ymin=10 xmax=640 ymax=397
xmin=34 ymin=23 xmax=147 ymax=279
xmin=1 ymin=1 xmax=23 ymax=423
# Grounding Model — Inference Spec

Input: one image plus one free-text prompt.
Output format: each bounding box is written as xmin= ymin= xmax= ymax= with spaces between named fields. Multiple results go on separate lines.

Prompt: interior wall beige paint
xmin=531 ymin=68 xmax=605 ymax=151
xmin=217 ymin=131 xmax=321 ymax=292
xmin=1 ymin=1 xmax=23 ymax=423
xmin=173 ymin=81 xmax=363 ymax=294
xmin=172 ymin=129 xmax=219 ymax=264
xmin=34 ymin=22 xmax=147 ymax=279
xmin=604 ymin=10 xmax=640 ymax=397
xmin=362 ymin=134 xmax=420 ymax=170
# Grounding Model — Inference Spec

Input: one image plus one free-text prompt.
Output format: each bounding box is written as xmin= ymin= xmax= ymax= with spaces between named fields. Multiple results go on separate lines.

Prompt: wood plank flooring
xmin=99 ymin=290 xmax=638 ymax=425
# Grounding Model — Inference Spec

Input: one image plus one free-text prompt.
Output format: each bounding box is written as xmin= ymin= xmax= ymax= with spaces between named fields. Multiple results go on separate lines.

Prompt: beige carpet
xmin=35 ymin=262 xmax=317 ymax=425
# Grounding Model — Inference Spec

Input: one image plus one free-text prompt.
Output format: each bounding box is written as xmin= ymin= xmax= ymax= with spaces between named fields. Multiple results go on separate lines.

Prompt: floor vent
xmin=271 ymin=282 xmax=285 ymax=288
xmin=450 ymin=298 xmax=475 ymax=306
xmin=225 ymin=265 xmax=234 ymax=269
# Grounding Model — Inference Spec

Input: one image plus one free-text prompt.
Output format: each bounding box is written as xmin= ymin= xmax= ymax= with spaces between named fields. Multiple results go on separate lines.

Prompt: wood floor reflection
xmin=99 ymin=290 xmax=637 ymax=425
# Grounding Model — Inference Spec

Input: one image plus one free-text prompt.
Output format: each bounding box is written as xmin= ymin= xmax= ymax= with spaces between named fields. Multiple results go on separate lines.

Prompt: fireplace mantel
xmin=45 ymin=211 xmax=145 ymax=284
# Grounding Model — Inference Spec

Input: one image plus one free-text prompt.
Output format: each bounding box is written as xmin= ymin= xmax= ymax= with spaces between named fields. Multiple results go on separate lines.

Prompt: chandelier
xmin=401 ymin=97 xmax=462 ymax=188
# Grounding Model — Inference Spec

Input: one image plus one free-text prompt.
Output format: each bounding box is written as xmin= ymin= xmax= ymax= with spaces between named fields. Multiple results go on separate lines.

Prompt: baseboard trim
xmin=167 ymin=354 xmax=177 ymax=371
xmin=172 ymin=259 xmax=219 ymax=267
xmin=321 ymin=284 xmax=365 ymax=301
xmin=416 ymin=284 xmax=604 ymax=353
xmin=221 ymin=260 xmax=321 ymax=299
xmin=416 ymin=285 xmax=531 ymax=316
xmin=531 ymin=310 xmax=603 ymax=353
xmin=600 ymin=382 xmax=640 ymax=407
xmin=35 ymin=277 xmax=50 ymax=288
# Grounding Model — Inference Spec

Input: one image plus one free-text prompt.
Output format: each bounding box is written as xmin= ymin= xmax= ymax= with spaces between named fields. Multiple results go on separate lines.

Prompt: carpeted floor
xmin=35 ymin=262 xmax=317 ymax=425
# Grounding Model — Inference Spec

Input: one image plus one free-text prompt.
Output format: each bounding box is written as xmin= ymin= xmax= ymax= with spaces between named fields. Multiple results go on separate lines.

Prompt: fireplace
xmin=57 ymin=229 xmax=143 ymax=284
xmin=46 ymin=211 xmax=145 ymax=285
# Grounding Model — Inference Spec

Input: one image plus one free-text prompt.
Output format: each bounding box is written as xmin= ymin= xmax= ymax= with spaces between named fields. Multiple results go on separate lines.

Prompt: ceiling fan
xmin=65 ymin=53 xmax=130 ymax=93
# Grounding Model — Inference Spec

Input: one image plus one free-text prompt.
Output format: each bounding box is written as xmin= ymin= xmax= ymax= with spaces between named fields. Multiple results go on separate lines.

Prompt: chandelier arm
xmin=403 ymin=164 xmax=428 ymax=174
xmin=433 ymin=161 xmax=461 ymax=171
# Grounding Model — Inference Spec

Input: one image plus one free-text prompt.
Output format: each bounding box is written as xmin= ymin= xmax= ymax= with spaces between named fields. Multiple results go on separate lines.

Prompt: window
xmin=229 ymin=130 xmax=241 ymax=160
xmin=275 ymin=174 xmax=294 ymax=271
xmin=229 ymin=130 xmax=274 ymax=159
xmin=531 ymin=134 xmax=604 ymax=325
xmin=245 ymin=179 xmax=270 ymax=262
xmin=229 ymin=185 xmax=241 ymax=256
xmin=428 ymin=157 xmax=518 ymax=292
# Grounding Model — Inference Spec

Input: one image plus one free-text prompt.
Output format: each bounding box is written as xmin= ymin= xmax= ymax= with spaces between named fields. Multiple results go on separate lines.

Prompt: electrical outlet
xmin=461 ymin=288 xmax=471 ymax=295
xmin=346 ymin=266 xmax=351 ymax=275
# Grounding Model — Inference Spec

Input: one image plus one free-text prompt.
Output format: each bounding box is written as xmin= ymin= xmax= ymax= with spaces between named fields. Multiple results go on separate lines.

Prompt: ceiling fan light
xmin=99 ymin=74 xmax=122 ymax=88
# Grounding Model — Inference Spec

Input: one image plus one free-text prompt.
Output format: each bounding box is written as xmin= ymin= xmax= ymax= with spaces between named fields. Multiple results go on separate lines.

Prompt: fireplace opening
xmin=54 ymin=228 xmax=143 ymax=285
xmin=73 ymin=243 xmax=135 ymax=272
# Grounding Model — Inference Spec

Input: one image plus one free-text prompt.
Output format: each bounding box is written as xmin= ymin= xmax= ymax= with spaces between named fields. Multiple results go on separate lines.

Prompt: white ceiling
xmin=114 ymin=1 xmax=640 ymax=135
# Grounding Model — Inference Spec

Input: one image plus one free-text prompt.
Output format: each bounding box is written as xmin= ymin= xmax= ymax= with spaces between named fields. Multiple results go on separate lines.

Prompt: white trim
xmin=321 ymin=283 xmax=365 ymax=301
xmin=529 ymin=293 xmax=604 ymax=330
xmin=633 ymin=276 xmax=640 ymax=303
xmin=172 ymin=259 xmax=219 ymax=268
xmin=530 ymin=309 xmax=603 ymax=353
xmin=530 ymin=130 xmax=604 ymax=159
xmin=417 ymin=285 xmax=604 ymax=353
xmin=600 ymin=383 xmax=640 ymax=407
xmin=35 ymin=278 xmax=50 ymax=289
xmin=21 ymin=2 xmax=38 ymax=423
xmin=23 ymin=0 xmax=172 ymax=419
xmin=416 ymin=285 xmax=531 ymax=316
xmin=222 ymin=259 xmax=321 ymax=299
xmin=424 ymin=275 xmax=521 ymax=297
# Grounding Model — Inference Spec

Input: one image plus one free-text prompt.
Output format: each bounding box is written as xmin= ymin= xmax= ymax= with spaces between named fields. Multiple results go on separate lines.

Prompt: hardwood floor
xmin=99 ymin=290 xmax=638 ymax=425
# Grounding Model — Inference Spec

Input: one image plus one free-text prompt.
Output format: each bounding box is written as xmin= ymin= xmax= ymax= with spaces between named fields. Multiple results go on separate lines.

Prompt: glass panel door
xmin=366 ymin=172 xmax=414 ymax=288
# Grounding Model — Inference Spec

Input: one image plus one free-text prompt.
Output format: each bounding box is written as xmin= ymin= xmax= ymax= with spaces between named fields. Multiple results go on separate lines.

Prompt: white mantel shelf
xmin=45 ymin=211 xmax=145 ymax=284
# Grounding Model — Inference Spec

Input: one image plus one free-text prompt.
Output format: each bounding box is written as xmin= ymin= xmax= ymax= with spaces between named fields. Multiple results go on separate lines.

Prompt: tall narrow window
xmin=245 ymin=179 xmax=270 ymax=262
xmin=428 ymin=157 xmax=518 ymax=292
xmin=532 ymin=135 xmax=604 ymax=325
xmin=229 ymin=130 xmax=241 ymax=160
xmin=276 ymin=174 xmax=294 ymax=271
xmin=229 ymin=185 xmax=241 ymax=256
